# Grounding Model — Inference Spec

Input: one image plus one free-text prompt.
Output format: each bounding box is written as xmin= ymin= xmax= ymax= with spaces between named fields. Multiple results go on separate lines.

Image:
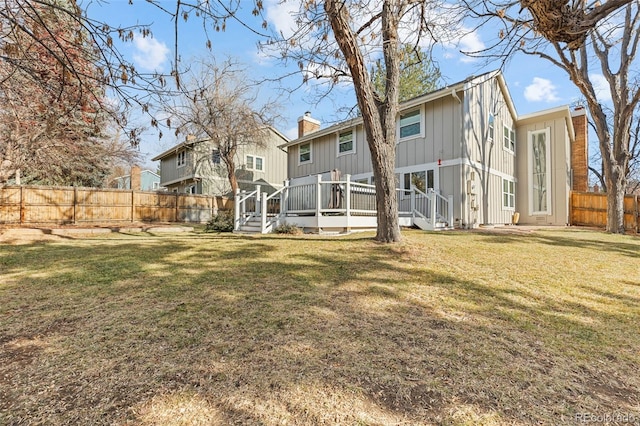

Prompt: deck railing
xmin=235 ymin=174 xmax=452 ymax=233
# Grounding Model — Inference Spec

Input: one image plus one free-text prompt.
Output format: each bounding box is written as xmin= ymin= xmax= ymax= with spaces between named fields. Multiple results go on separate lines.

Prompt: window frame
xmin=211 ymin=149 xmax=221 ymax=165
xmin=398 ymin=107 xmax=424 ymax=142
xmin=298 ymin=142 xmax=312 ymax=165
xmin=528 ymin=128 xmax=552 ymax=215
xmin=488 ymin=113 xmax=495 ymax=142
xmin=245 ymin=154 xmax=265 ymax=172
xmin=176 ymin=149 xmax=186 ymax=168
xmin=502 ymin=178 xmax=515 ymax=210
xmin=336 ymin=128 xmax=356 ymax=156
xmin=503 ymin=125 xmax=515 ymax=153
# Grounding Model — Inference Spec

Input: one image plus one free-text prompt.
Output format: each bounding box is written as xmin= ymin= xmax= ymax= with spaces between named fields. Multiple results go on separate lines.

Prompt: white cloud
xmin=133 ymin=36 xmax=170 ymax=72
xmin=524 ymin=77 xmax=560 ymax=102
xmin=456 ymin=30 xmax=485 ymax=63
xmin=589 ymin=73 xmax=612 ymax=103
xmin=265 ymin=0 xmax=298 ymax=39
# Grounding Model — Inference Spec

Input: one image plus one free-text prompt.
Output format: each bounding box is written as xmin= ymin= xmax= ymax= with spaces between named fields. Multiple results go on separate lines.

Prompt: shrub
xmin=205 ymin=210 xmax=234 ymax=232
xmin=273 ymin=223 xmax=303 ymax=235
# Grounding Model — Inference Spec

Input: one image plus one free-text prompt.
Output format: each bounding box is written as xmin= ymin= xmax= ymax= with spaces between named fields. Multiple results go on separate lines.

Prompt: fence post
xmin=19 ymin=186 xmax=24 ymax=224
xmin=73 ymin=186 xmax=77 ymax=224
xmin=131 ymin=190 xmax=135 ymax=222
xmin=175 ymin=192 xmax=179 ymax=223
xmin=635 ymin=195 xmax=640 ymax=234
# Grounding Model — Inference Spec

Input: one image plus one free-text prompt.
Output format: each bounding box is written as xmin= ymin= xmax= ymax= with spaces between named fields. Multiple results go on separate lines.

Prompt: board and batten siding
xmin=287 ymin=124 xmax=373 ymax=179
xmin=461 ymin=74 xmax=518 ymax=226
xmin=516 ymin=110 xmax=572 ymax=226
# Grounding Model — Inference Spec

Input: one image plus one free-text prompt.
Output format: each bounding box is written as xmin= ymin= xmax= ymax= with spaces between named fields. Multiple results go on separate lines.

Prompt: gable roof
xmin=151 ymin=126 xmax=289 ymax=161
xmin=280 ymin=70 xmax=518 ymax=149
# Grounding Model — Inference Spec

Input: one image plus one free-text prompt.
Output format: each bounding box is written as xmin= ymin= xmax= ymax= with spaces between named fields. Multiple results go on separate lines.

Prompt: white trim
xmin=528 ymin=128 xmax=552 ymax=216
xmin=502 ymin=177 xmax=515 ymax=210
xmin=397 ymin=105 xmax=425 ymax=142
xmin=336 ymin=127 xmax=356 ymax=156
xmin=176 ymin=149 xmax=187 ymax=168
xmin=298 ymin=141 xmax=313 ymax=165
xmin=245 ymin=154 xmax=265 ymax=172
xmin=503 ymin=124 xmax=515 ymax=154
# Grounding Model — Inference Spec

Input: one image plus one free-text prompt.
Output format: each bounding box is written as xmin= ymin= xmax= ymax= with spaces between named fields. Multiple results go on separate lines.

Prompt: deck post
xmin=234 ymin=188 xmax=241 ymax=231
xmin=255 ymin=185 xmax=261 ymax=216
xmin=410 ymin=187 xmax=416 ymax=218
xmin=345 ymin=174 xmax=351 ymax=229
xmin=282 ymin=179 xmax=289 ymax=216
xmin=430 ymin=190 xmax=437 ymax=229
xmin=315 ymin=174 xmax=322 ymax=218
xmin=448 ymin=195 xmax=454 ymax=228
xmin=261 ymin=192 xmax=268 ymax=233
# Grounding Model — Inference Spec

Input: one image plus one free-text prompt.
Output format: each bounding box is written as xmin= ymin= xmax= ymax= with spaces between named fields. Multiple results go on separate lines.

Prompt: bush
xmin=273 ymin=223 xmax=303 ymax=235
xmin=205 ymin=210 xmax=234 ymax=232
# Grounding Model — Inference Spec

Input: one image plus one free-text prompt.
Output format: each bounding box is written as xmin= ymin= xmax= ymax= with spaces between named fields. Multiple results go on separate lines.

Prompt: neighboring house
xmin=113 ymin=166 xmax=162 ymax=191
xmin=275 ymin=70 xmax=587 ymax=230
xmin=151 ymin=127 xmax=289 ymax=196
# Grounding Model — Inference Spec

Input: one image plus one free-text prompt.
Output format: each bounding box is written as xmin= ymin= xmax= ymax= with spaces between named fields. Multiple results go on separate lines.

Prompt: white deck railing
xmin=234 ymin=174 xmax=453 ymax=233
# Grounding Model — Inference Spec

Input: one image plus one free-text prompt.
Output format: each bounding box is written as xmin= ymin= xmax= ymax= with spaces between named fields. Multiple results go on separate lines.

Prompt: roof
xmin=280 ymin=70 xmax=517 ymax=149
xmin=151 ymin=126 xmax=289 ymax=161
xmin=517 ymin=105 xmax=577 ymax=141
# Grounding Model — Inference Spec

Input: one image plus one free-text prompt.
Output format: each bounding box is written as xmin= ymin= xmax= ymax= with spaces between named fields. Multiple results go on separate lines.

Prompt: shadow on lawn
xmin=473 ymin=229 xmax=640 ymax=258
xmin=1 ymin=234 xmax=639 ymax=425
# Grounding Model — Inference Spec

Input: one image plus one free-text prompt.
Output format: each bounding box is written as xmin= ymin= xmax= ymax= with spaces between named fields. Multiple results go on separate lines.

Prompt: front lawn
xmin=0 ymin=228 xmax=638 ymax=425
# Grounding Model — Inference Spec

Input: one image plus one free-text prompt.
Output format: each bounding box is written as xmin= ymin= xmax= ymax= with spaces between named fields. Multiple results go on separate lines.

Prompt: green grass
xmin=0 ymin=228 xmax=639 ymax=425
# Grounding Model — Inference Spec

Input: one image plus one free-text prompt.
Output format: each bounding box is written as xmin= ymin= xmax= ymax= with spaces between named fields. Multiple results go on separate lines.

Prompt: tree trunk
xmin=325 ymin=0 xmax=401 ymax=243
xmin=604 ymin=160 xmax=627 ymax=233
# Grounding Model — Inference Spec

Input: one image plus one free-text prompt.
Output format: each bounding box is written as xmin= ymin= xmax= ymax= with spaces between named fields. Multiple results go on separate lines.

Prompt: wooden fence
xmin=570 ymin=191 xmax=639 ymax=232
xmin=0 ymin=185 xmax=233 ymax=224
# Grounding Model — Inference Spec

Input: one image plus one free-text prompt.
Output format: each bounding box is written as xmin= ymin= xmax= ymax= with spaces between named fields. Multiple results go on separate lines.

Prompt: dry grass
xmin=0 ymin=227 xmax=639 ymax=425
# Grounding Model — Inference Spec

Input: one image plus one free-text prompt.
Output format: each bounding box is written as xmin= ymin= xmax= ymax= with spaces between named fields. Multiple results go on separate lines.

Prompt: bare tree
xmin=466 ymin=0 xmax=640 ymax=233
xmin=264 ymin=0 xmax=461 ymax=243
xmin=163 ymin=59 xmax=278 ymax=195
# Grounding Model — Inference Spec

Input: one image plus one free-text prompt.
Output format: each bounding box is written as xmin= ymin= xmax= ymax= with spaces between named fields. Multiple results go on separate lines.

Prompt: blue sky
xmin=86 ymin=1 xmax=606 ymax=167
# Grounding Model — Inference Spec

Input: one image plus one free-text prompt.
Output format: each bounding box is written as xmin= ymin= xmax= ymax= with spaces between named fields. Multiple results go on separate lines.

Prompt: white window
xmin=529 ymin=129 xmax=552 ymax=215
xmin=299 ymin=142 xmax=311 ymax=164
xmin=246 ymin=155 xmax=264 ymax=171
xmin=152 ymin=182 xmax=160 ymax=190
xmin=176 ymin=150 xmax=186 ymax=168
xmin=337 ymin=129 xmax=355 ymax=155
xmin=503 ymin=125 xmax=515 ymax=152
xmin=399 ymin=108 xmax=422 ymax=140
xmin=186 ymin=185 xmax=196 ymax=194
xmin=502 ymin=178 xmax=515 ymax=209
xmin=488 ymin=114 xmax=495 ymax=141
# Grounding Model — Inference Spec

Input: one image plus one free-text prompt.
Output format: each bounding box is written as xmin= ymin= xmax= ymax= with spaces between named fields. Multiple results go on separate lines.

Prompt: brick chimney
xmin=571 ymin=107 xmax=588 ymax=192
xmin=298 ymin=111 xmax=320 ymax=138
xmin=130 ymin=165 xmax=141 ymax=191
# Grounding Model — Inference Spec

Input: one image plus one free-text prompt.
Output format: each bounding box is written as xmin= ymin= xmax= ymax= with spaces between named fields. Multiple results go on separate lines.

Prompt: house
xmin=234 ymin=70 xmax=587 ymax=233
xmin=152 ymin=127 xmax=289 ymax=196
xmin=112 ymin=166 xmax=162 ymax=191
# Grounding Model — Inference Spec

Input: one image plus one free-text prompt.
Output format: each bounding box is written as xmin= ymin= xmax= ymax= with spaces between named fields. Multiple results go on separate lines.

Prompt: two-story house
xmin=275 ymin=70 xmax=587 ymax=230
xmin=152 ymin=127 xmax=289 ymax=196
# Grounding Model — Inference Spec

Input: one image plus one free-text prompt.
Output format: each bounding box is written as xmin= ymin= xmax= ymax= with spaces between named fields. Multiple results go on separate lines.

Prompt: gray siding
xmin=158 ymin=128 xmax=288 ymax=196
